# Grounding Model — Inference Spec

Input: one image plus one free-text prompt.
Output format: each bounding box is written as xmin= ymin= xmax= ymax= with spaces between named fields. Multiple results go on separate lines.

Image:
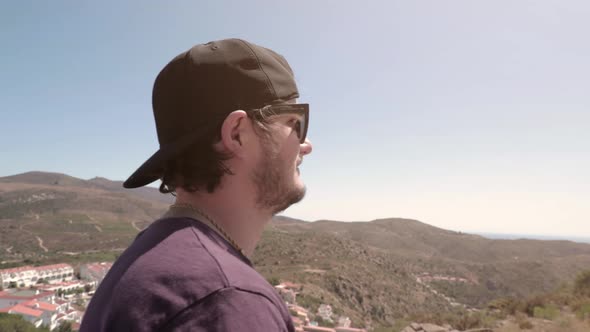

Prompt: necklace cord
xmin=170 ymin=203 xmax=245 ymax=256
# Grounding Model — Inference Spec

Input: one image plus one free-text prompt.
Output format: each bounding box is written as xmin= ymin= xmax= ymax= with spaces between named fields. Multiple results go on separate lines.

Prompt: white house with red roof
xmin=0 ymin=289 xmax=55 ymax=309
xmin=79 ymin=262 xmax=112 ymax=286
xmin=0 ymin=300 xmax=60 ymax=330
xmin=0 ymin=266 xmax=37 ymax=288
xmin=53 ymin=298 xmax=83 ymax=326
xmin=0 ymin=264 xmax=74 ymax=289
xmin=35 ymin=264 xmax=74 ymax=284
xmin=0 ymin=304 xmax=45 ymax=328
xmin=0 ymin=289 xmax=82 ymax=330
xmin=37 ymin=279 xmax=95 ymax=293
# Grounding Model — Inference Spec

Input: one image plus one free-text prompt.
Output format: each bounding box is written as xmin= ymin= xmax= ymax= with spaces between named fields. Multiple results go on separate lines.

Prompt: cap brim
xmin=123 ymin=130 xmax=208 ymax=188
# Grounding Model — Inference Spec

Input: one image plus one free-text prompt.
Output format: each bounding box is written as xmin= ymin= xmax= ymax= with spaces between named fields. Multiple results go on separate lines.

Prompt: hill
xmin=1 ymin=171 xmax=590 ymax=328
xmin=0 ymin=171 xmax=172 ymax=260
xmin=254 ymin=220 xmax=590 ymax=326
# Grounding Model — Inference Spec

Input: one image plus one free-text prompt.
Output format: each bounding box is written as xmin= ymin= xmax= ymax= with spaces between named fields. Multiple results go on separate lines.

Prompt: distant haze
xmin=474 ymin=232 xmax=590 ymax=244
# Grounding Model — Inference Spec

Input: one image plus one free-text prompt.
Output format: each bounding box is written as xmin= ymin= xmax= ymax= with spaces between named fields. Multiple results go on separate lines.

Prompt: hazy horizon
xmin=2 ymin=168 xmax=588 ymax=240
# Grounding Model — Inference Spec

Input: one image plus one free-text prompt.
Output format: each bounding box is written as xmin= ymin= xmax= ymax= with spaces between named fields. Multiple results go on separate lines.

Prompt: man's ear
xmin=219 ymin=110 xmax=249 ymax=156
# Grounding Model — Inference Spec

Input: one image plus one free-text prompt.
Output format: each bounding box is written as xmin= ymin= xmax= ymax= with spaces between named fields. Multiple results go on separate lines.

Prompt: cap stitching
xmin=234 ymin=39 xmax=278 ymax=101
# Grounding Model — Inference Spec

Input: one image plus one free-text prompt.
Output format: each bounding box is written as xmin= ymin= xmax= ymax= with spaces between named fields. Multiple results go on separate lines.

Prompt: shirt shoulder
xmin=160 ymin=287 xmax=294 ymax=331
xmin=81 ymin=217 xmax=291 ymax=331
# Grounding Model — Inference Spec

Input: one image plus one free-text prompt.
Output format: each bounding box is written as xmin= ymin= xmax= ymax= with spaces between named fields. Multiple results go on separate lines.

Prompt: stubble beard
xmin=251 ymin=139 xmax=306 ymax=215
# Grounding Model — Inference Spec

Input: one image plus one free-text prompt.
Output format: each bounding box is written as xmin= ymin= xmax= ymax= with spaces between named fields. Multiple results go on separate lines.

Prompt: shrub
xmin=488 ymin=297 xmax=519 ymax=316
xmin=266 ymin=276 xmax=280 ymax=286
xmin=454 ymin=311 xmax=496 ymax=330
xmin=532 ymin=304 xmax=559 ymax=320
xmin=520 ymin=295 xmax=547 ymax=317
xmin=574 ymin=270 xmax=590 ymax=297
xmin=518 ymin=319 xmax=533 ymax=329
xmin=575 ymin=302 xmax=590 ymax=320
xmin=409 ymin=309 xmax=496 ymax=330
xmin=557 ymin=317 xmax=572 ymax=329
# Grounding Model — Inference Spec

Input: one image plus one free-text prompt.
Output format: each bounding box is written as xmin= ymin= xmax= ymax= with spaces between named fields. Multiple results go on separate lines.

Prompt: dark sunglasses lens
xmin=295 ymin=120 xmax=302 ymax=141
xmin=297 ymin=116 xmax=307 ymax=143
xmin=300 ymin=111 xmax=308 ymax=143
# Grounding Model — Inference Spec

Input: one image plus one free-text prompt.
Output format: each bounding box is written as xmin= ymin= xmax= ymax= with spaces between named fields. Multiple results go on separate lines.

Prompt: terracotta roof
xmin=9 ymin=304 xmax=43 ymax=318
xmin=38 ymin=280 xmax=83 ymax=288
xmin=283 ymin=281 xmax=302 ymax=289
xmin=0 ymin=264 xmax=73 ymax=275
xmin=85 ymin=262 xmax=112 ymax=274
xmin=34 ymin=263 xmax=73 ymax=272
xmin=0 ymin=290 xmax=54 ymax=300
xmin=0 ymin=266 xmax=35 ymax=274
xmin=22 ymin=300 xmax=58 ymax=311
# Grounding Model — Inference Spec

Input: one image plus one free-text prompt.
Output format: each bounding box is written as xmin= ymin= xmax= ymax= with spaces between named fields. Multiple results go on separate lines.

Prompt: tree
xmin=55 ymin=321 xmax=73 ymax=332
xmin=267 ymin=276 xmax=280 ymax=286
xmin=0 ymin=313 xmax=39 ymax=332
xmin=574 ymin=270 xmax=590 ymax=297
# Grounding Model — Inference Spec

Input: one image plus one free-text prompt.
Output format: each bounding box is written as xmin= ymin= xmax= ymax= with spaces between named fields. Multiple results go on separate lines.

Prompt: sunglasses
xmin=248 ymin=103 xmax=309 ymax=143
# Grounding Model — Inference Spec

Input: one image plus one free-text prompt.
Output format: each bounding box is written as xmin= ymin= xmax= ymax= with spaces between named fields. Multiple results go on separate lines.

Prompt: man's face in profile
xmin=249 ymin=109 xmax=312 ymax=214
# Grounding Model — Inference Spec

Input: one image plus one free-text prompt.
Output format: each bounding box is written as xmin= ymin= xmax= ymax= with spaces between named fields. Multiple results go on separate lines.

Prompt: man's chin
xmin=271 ymin=186 xmax=306 ymax=215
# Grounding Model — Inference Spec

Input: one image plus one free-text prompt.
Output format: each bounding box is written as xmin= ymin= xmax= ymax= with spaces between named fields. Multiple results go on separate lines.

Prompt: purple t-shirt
xmin=80 ymin=217 xmax=294 ymax=332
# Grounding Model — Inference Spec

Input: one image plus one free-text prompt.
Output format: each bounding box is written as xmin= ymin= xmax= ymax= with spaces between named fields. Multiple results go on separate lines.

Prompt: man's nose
xmin=300 ymin=138 xmax=312 ymax=156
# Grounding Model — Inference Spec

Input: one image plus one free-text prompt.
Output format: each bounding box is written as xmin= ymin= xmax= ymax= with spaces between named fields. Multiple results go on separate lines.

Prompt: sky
xmin=1 ymin=1 xmax=589 ymax=237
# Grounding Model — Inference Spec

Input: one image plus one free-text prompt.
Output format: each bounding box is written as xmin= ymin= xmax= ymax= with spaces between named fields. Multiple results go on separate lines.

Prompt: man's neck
xmin=174 ymin=185 xmax=271 ymax=256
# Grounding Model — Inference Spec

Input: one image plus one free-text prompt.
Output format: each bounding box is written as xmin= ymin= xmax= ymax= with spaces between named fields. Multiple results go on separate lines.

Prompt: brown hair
xmin=158 ymin=109 xmax=277 ymax=194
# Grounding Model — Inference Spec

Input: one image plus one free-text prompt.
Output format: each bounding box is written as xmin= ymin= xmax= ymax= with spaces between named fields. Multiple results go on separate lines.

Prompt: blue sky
xmin=2 ymin=1 xmax=589 ymax=236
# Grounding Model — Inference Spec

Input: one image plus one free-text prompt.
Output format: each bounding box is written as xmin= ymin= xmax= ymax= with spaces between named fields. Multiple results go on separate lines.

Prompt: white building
xmin=37 ymin=280 xmax=95 ymax=294
xmin=0 ymin=264 xmax=74 ymax=289
xmin=0 ymin=304 xmax=45 ymax=328
xmin=0 ymin=266 xmax=37 ymax=288
xmin=35 ymin=264 xmax=74 ymax=285
xmin=338 ymin=316 xmax=351 ymax=328
xmin=317 ymin=304 xmax=333 ymax=322
xmin=80 ymin=262 xmax=112 ymax=286
xmin=0 ymin=297 xmax=60 ymax=330
xmin=0 ymin=289 xmax=55 ymax=309
xmin=0 ymin=289 xmax=81 ymax=330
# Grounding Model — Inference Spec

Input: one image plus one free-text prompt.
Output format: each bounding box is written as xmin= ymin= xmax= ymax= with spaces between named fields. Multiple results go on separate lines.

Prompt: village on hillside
xmin=0 ymin=262 xmax=111 ymax=330
xmin=0 ymin=262 xmax=367 ymax=331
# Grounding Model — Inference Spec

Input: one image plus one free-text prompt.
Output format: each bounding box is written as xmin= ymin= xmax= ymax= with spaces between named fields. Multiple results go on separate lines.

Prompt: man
xmin=80 ymin=38 xmax=312 ymax=331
